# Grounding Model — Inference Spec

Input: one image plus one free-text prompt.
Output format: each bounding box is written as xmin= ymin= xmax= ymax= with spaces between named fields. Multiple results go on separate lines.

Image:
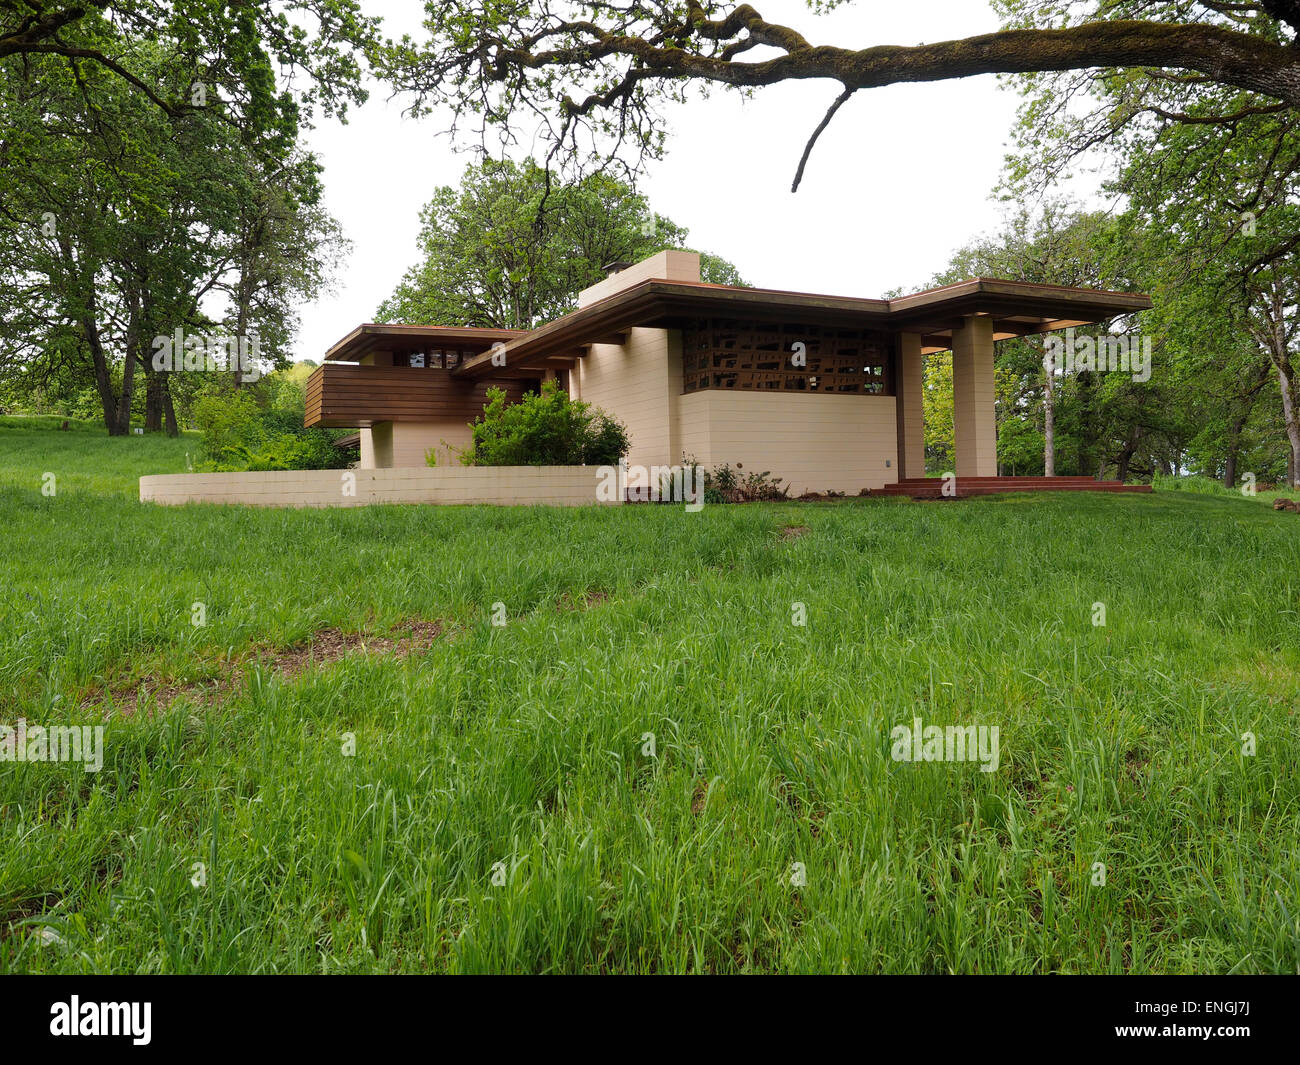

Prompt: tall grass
xmin=1 ymin=423 xmax=1298 ymax=973
xmin=1154 ymin=470 xmax=1300 ymax=504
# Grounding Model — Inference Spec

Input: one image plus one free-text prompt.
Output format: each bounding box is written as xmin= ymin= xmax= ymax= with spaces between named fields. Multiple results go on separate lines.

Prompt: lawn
xmin=1 ymin=418 xmax=1298 ymax=973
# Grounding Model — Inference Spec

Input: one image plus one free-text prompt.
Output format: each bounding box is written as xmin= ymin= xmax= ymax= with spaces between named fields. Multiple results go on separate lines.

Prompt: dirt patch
xmin=90 ymin=619 xmax=445 ymax=718
xmin=557 ymin=590 xmax=610 ymax=611
xmin=1125 ymin=750 xmax=1151 ymax=784
xmin=271 ymin=621 xmax=444 ymax=680
xmin=793 ymin=491 xmax=849 ymax=502
xmin=691 ymin=778 xmax=709 ymax=816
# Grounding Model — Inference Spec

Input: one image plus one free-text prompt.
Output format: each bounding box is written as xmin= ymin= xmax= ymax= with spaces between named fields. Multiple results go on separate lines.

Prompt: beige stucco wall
xmin=567 ymin=254 xmax=902 ymax=493
xmin=394 ymin=420 xmax=473 ymax=468
xmin=676 ymin=391 xmax=899 ymax=495
xmin=952 ymin=316 xmax=997 ymax=477
xmin=572 ymin=326 xmax=679 ymax=471
xmin=577 ymin=250 xmax=700 ymax=308
xmin=140 ymin=467 xmax=618 ymax=508
xmin=359 ymin=419 xmax=476 ymax=469
xmin=369 ymin=422 xmax=393 ymax=468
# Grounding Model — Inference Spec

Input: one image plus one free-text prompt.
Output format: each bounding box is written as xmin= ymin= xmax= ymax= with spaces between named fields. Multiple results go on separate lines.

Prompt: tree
xmin=1010 ymin=61 xmax=1300 ymax=486
xmin=0 ymin=1 xmax=377 ymax=122
xmin=0 ymin=20 xmax=350 ymax=435
xmin=921 ymin=351 xmax=954 ymax=473
xmin=378 ymin=158 xmax=746 ymax=329
xmin=381 ymin=2 xmax=1300 ymax=189
xmin=933 ymin=206 xmax=1167 ymax=478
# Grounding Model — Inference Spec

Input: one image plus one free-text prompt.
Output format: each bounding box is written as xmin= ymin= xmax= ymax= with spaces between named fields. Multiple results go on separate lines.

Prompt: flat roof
xmin=324 ymin=324 xmax=526 ymax=363
xmin=452 ymin=276 xmax=1152 ymax=377
xmin=320 ymin=277 xmax=1152 ymax=375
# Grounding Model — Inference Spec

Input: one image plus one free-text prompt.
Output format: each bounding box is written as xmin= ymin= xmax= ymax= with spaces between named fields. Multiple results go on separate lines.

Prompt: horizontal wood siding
xmin=305 ymin=365 xmax=324 ymax=426
xmin=304 ymin=365 xmax=532 ymax=428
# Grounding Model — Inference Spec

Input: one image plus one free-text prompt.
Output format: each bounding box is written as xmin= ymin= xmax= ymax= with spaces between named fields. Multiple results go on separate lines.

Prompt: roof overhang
xmin=450 ymin=277 xmax=1152 ymax=378
xmin=324 ymin=323 xmax=527 ymax=363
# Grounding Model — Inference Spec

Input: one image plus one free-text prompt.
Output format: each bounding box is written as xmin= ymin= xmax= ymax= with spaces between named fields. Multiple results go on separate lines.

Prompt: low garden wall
xmin=140 ymin=466 xmax=617 ymax=508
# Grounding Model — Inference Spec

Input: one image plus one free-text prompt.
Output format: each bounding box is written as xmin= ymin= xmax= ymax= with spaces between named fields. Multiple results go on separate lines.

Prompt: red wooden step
xmin=875 ymin=477 xmax=1152 ymax=500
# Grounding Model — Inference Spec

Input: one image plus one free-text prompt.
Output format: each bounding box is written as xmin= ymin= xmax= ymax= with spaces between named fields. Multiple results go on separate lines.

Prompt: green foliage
xmin=997 ymin=4 xmax=1300 ymax=486
xmin=997 ymin=415 xmax=1046 ymax=476
xmin=0 ymin=3 xmax=378 ymax=127
xmin=1153 ymin=474 xmax=1245 ymax=497
xmin=193 ymin=391 xmax=265 ymax=468
xmin=701 ymin=463 xmax=788 ymax=504
xmin=378 ymin=158 xmax=747 ymax=329
xmin=922 ymin=352 xmax=954 ymax=473
xmin=191 ymin=370 xmax=350 ymax=471
xmin=463 ymin=380 xmax=630 ymax=467
xmin=0 ymin=5 xmax=360 ymax=435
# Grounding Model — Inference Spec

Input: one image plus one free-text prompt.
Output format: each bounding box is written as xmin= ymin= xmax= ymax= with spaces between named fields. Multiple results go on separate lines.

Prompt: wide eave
xmin=447 ymin=277 xmax=1152 ymax=378
xmin=324 ymin=323 xmax=527 ymax=363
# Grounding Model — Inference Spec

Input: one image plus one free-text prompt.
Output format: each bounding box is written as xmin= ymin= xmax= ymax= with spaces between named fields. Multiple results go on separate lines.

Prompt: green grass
xmin=2 ymin=421 xmax=1299 ymax=973
xmin=1153 ymin=470 xmax=1300 ymax=507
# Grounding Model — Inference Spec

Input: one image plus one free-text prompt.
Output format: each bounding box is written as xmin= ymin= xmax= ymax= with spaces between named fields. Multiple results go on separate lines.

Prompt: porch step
xmin=876 ymin=476 xmax=1153 ymax=499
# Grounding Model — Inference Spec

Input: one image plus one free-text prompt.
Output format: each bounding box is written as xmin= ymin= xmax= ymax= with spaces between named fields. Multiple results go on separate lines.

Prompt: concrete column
xmin=952 ymin=315 xmax=997 ymax=478
xmin=370 ymin=421 xmax=394 ymax=469
xmin=895 ymin=332 xmax=924 ymax=480
xmin=666 ymin=328 xmax=683 ymax=465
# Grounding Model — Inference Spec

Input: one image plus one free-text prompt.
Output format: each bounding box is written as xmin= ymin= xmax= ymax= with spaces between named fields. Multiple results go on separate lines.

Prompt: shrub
xmin=463 ymin=380 xmax=630 ymax=466
xmin=245 ymin=428 xmax=345 ymax=471
xmin=193 ymin=387 xmax=349 ymax=471
xmin=193 ymin=391 xmax=264 ymax=467
xmin=701 ymin=462 xmax=788 ymax=504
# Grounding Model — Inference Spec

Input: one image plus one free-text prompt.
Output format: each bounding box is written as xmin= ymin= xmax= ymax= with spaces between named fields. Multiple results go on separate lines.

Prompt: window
xmin=681 ymin=319 xmax=893 ymax=396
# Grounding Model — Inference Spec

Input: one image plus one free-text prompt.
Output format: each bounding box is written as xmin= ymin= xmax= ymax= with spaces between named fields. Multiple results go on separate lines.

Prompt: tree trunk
xmin=114 ymin=282 xmax=142 ymax=436
xmin=1043 ymin=344 xmax=1055 ymax=477
xmin=1116 ymin=424 xmax=1140 ymax=483
xmin=1277 ymin=360 xmax=1300 ymax=489
xmin=82 ymin=313 xmax=119 ymax=433
xmin=163 ymin=382 xmax=179 ymax=437
xmin=1258 ymin=289 xmax=1300 ymax=489
xmin=62 ymin=236 xmax=118 ymax=433
xmin=144 ymin=360 xmax=163 ymax=432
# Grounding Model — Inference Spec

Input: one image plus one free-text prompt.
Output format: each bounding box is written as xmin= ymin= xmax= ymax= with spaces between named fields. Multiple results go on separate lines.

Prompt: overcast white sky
xmin=294 ymin=0 xmax=1101 ymax=362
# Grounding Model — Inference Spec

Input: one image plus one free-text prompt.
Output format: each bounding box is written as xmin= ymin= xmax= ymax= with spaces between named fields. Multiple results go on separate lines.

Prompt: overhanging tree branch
xmin=388 ymin=3 xmax=1300 ymax=188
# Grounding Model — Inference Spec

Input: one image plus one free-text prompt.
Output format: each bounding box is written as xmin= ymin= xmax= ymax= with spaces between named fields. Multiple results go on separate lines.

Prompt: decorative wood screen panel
xmin=681 ymin=319 xmax=893 ymax=395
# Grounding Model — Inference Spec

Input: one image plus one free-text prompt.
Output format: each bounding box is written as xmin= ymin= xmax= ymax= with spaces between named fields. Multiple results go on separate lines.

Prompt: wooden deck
xmin=876 ymin=476 xmax=1153 ymax=499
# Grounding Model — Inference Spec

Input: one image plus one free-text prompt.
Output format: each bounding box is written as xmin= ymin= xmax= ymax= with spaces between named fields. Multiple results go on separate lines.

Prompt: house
xmin=305 ymin=251 xmax=1152 ymax=495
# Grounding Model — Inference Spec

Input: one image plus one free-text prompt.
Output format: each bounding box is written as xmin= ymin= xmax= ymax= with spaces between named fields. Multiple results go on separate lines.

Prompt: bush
xmin=463 ymin=380 xmax=630 ymax=466
xmin=244 ymin=428 xmax=345 ymax=471
xmin=699 ymin=462 xmax=788 ymax=504
xmin=193 ymin=386 xmax=350 ymax=471
xmin=193 ymin=391 xmax=264 ymax=468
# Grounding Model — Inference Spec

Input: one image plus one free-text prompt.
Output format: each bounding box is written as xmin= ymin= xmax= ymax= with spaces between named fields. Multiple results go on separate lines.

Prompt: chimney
xmin=578 ymin=250 xmax=701 ymax=308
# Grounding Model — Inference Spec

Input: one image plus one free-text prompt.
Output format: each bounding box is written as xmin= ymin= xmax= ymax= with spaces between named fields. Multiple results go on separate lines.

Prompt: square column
xmin=895 ymin=332 xmax=924 ymax=480
xmin=952 ymin=315 xmax=997 ymax=478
